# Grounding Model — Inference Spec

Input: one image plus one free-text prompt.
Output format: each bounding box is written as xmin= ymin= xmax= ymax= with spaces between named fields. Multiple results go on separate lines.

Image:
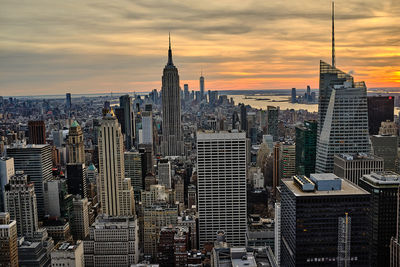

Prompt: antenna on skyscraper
xmin=332 ymin=1 xmax=336 ymax=67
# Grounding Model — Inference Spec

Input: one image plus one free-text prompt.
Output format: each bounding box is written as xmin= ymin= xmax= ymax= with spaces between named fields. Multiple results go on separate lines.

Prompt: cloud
xmin=0 ymin=0 xmax=399 ymax=95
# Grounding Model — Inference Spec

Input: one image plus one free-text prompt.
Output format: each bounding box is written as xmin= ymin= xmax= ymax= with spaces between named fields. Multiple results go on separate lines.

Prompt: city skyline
xmin=1 ymin=0 xmax=400 ymax=96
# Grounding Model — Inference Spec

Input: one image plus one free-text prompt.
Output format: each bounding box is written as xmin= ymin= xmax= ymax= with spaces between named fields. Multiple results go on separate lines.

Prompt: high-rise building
xmin=280 ymin=142 xmax=296 ymax=179
xmin=4 ymin=171 xmax=39 ymax=239
xmin=66 ymin=163 xmax=87 ymax=198
xmin=273 ymin=142 xmax=281 ymax=197
xmin=66 ymin=93 xmax=72 ymax=110
xmin=71 ymin=197 xmax=89 ymax=241
xmin=28 ymin=120 xmax=46 ymax=145
xmin=291 ymin=88 xmax=296 ymax=103
xmin=0 ymin=212 xmax=18 ymax=267
xmin=117 ymin=94 xmax=135 ymax=150
xmin=367 ymin=96 xmax=394 ymax=135
xmin=83 ymin=215 xmax=139 ymax=267
xmin=197 ymin=131 xmax=247 ymax=247
xmin=51 ymin=241 xmax=84 ymax=267
xmin=0 ymin=157 xmax=14 ymax=212
xmin=86 ymin=163 xmax=98 ymax=184
xmin=67 ymin=121 xmax=85 ymax=164
xmin=98 ymin=112 xmax=135 ymax=216
xmin=390 ymin=187 xmax=400 ymax=267
xmin=158 ymin=159 xmax=171 ymax=189
xmin=295 ymin=120 xmax=317 ymax=176
xmin=6 ymin=144 xmax=52 ymax=218
xmin=18 ymin=229 xmax=54 ymax=267
xmin=316 ymin=61 xmax=370 ymax=173
xmin=141 ymin=111 xmax=153 ymax=145
xmin=240 ymin=104 xmax=248 ymax=132
xmin=124 ymin=151 xmax=143 ymax=197
xmin=184 ymin=84 xmax=190 ymax=102
xmin=161 ymin=35 xmax=184 ymax=156
xmin=334 ymin=153 xmax=384 ymax=185
xmin=158 ymin=226 xmax=190 ymax=267
xmin=200 ymin=73 xmax=205 ymax=100
xmin=175 ymin=176 xmax=184 ymax=205
xmin=143 ymin=203 xmax=178 ymax=259
xmin=52 ymin=130 xmax=64 ymax=148
xmin=281 ymin=174 xmax=371 ymax=266
xmin=267 ymin=106 xmax=279 ymax=141
xmin=371 ymin=134 xmax=398 ymax=171
xmin=359 ymin=172 xmax=400 ymax=266
xmin=379 ymin=120 xmax=398 ymax=135
xmin=43 ymin=177 xmax=73 ymax=219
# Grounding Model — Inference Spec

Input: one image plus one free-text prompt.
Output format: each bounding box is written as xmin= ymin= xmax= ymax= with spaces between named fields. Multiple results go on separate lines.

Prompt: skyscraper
xmin=291 ymin=88 xmax=296 ymax=103
xmin=116 ymin=95 xmax=135 ymax=150
xmin=4 ymin=171 xmax=39 ymax=239
xmin=0 ymin=157 xmax=14 ymax=212
xmin=184 ymin=84 xmax=190 ymax=102
xmin=197 ymin=131 xmax=247 ymax=247
xmin=200 ymin=73 xmax=205 ymax=101
xmin=281 ymin=174 xmax=371 ymax=266
xmin=371 ymin=134 xmax=398 ymax=171
xmin=267 ymin=106 xmax=279 ymax=141
xmin=161 ymin=35 xmax=184 ymax=156
xmin=66 ymin=93 xmax=72 ymax=110
xmin=359 ymin=172 xmax=400 ymax=266
xmin=295 ymin=120 xmax=317 ymax=176
xmin=367 ymin=96 xmax=394 ymax=135
xmin=0 ymin=212 xmax=18 ymax=267
xmin=390 ymin=186 xmax=400 ymax=267
xmin=67 ymin=121 xmax=85 ymax=164
xmin=316 ymin=61 xmax=370 ymax=173
xmin=158 ymin=159 xmax=171 ymax=189
xmin=280 ymin=142 xmax=296 ymax=179
xmin=240 ymin=104 xmax=248 ymax=132
xmin=97 ymin=111 xmax=135 ymax=216
xmin=66 ymin=163 xmax=87 ymax=198
xmin=124 ymin=150 xmax=143 ymax=195
xmin=71 ymin=197 xmax=90 ymax=241
xmin=28 ymin=120 xmax=46 ymax=145
xmin=7 ymin=144 xmax=52 ymax=218
xmin=141 ymin=111 xmax=153 ymax=145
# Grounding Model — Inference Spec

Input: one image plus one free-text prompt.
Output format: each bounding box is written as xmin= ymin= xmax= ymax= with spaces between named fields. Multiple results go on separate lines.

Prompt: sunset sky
xmin=1 ymin=0 xmax=399 ymax=96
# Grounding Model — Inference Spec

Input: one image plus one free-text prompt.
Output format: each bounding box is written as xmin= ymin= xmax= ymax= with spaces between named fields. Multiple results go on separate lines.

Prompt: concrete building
xmin=0 ymin=157 xmax=14 ymax=212
xmin=359 ymin=172 xmax=400 ymax=266
xmin=158 ymin=159 xmax=171 ymax=189
xmin=143 ymin=203 xmax=178 ymax=259
xmin=43 ymin=178 xmax=73 ymax=219
xmin=316 ymin=61 xmax=370 ymax=173
xmin=51 ymin=241 xmax=84 ymax=267
xmin=371 ymin=134 xmax=398 ymax=171
xmin=334 ymin=153 xmax=384 ymax=184
xmin=18 ymin=232 xmax=55 ymax=267
xmin=67 ymin=121 xmax=85 ymax=164
xmin=71 ymin=197 xmax=89 ymax=241
xmin=141 ymin=111 xmax=153 ymax=145
xmin=281 ymin=174 xmax=371 ymax=266
xmin=161 ymin=35 xmax=184 ymax=156
xmin=98 ymin=111 xmax=135 ymax=216
xmin=280 ymin=142 xmax=296 ymax=180
xmin=197 ymin=131 xmax=247 ymax=247
xmin=0 ymin=212 xmax=18 ymax=267
xmin=83 ymin=215 xmax=139 ymax=267
xmin=28 ymin=120 xmax=46 ymax=145
xmin=6 ymin=144 xmax=52 ymax=218
xmin=4 ymin=171 xmax=38 ymax=239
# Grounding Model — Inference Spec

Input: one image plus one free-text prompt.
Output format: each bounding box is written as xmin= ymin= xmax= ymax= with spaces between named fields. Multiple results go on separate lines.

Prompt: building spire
xmin=167 ymin=32 xmax=174 ymax=66
xmin=332 ymin=1 xmax=336 ymax=67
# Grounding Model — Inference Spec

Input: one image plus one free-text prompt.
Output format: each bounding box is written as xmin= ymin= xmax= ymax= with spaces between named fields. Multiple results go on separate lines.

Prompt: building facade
xmin=295 ymin=120 xmax=317 ymax=176
xmin=67 ymin=121 xmax=85 ymax=164
xmin=161 ymin=36 xmax=184 ymax=156
xmin=28 ymin=120 xmax=46 ymax=145
xmin=367 ymin=96 xmax=394 ymax=135
xmin=334 ymin=153 xmax=384 ymax=184
xmin=197 ymin=131 xmax=247 ymax=248
xmin=281 ymin=174 xmax=371 ymax=266
xmin=0 ymin=212 xmax=18 ymax=267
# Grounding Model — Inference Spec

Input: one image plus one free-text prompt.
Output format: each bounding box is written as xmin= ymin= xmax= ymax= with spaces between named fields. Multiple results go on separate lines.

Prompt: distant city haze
xmin=1 ymin=0 xmax=399 ymax=95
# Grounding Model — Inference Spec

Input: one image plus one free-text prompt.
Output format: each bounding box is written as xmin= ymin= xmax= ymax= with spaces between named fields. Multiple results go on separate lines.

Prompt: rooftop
xmin=362 ymin=172 xmax=400 ymax=186
xmin=336 ymin=153 xmax=383 ymax=161
xmin=283 ymin=177 xmax=369 ymax=197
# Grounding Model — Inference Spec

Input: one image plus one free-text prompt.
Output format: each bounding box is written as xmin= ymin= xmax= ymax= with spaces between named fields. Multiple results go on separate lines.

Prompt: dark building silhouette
xmin=367 ymin=96 xmax=394 ymax=135
xmin=295 ymin=120 xmax=317 ymax=176
xmin=28 ymin=121 xmax=46 ymax=145
xmin=66 ymin=163 xmax=87 ymax=198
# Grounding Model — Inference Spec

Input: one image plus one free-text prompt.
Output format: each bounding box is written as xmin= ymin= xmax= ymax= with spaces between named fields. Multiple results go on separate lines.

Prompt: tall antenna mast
xmin=332 ymin=1 xmax=336 ymax=67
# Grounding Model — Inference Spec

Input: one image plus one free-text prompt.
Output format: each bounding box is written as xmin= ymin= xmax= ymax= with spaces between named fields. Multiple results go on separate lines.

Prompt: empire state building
xmin=161 ymin=35 xmax=184 ymax=156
